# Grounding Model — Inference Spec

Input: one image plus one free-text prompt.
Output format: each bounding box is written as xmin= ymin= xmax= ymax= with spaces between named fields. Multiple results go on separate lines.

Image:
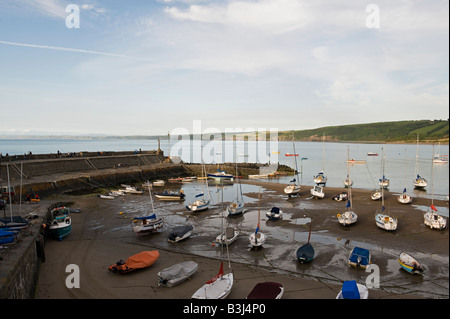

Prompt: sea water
xmin=0 ymin=138 xmax=448 ymax=197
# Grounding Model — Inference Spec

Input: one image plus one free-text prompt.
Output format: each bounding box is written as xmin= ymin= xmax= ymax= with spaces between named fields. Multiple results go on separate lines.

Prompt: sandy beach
xmin=33 ymin=179 xmax=448 ymax=303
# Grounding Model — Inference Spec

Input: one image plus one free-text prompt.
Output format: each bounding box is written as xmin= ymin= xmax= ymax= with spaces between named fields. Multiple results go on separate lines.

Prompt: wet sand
xmin=34 ymin=180 xmax=448 ymax=301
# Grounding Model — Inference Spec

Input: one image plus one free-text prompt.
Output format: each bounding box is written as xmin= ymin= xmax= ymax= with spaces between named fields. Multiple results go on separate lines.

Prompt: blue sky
xmin=0 ymin=0 xmax=448 ymax=136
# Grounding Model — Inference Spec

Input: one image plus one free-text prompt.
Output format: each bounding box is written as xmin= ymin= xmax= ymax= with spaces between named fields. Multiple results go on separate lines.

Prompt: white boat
xmin=153 ymin=180 xmax=165 ymax=187
xmin=378 ymin=176 xmax=389 ymax=188
xmin=313 ymin=171 xmax=327 ymax=185
xmin=413 ymin=135 xmax=427 ymax=189
xmin=110 ymin=190 xmax=126 ymax=196
xmin=193 ymin=184 xmax=234 ymax=299
xmin=132 ymin=214 xmax=164 ymax=235
xmin=338 ymin=148 xmax=358 ymax=226
xmin=215 ymin=226 xmax=239 ymax=246
xmin=157 ymin=261 xmax=198 ymax=287
xmin=398 ymin=252 xmax=424 ymax=275
xmin=284 ymin=132 xmax=302 ymax=197
xmin=343 ymin=177 xmax=353 ymax=188
xmin=424 ymin=209 xmax=447 ymax=230
xmin=186 ymin=162 xmax=210 ymax=212
xmin=375 ymin=210 xmax=398 ymax=231
xmin=397 ymin=188 xmax=413 ymax=204
xmin=423 ymin=145 xmax=447 ymax=230
xmin=310 ymin=185 xmax=325 ymax=199
xmin=336 ymin=281 xmax=369 ymax=299
xmin=155 ymin=190 xmax=185 ymax=201
xmin=433 ymin=143 xmax=448 ymax=163
xmin=266 ymin=207 xmax=283 ymax=220
xmin=97 ymin=194 xmax=115 ymax=200
xmin=332 ymin=192 xmax=348 ymax=201
xmin=371 ymin=189 xmax=382 ymax=200
xmin=191 ymin=269 xmax=233 ymax=299
xmin=249 ymin=186 xmax=266 ymax=248
xmin=168 ymin=225 xmax=193 ymax=242
xmin=124 ymin=186 xmax=143 ymax=194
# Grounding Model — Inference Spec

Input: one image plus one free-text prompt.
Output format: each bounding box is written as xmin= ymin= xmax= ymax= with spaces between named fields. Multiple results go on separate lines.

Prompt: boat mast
xmin=292 ymin=131 xmax=300 ymax=184
xmin=347 ymin=146 xmax=352 ymax=210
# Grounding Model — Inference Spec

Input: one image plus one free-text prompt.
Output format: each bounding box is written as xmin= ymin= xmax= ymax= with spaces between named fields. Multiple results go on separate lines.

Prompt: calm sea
xmin=0 ymin=138 xmax=448 ymax=198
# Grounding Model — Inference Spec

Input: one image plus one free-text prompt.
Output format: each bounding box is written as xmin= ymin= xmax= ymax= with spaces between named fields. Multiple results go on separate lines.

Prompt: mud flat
xmin=30 ymin=176 xmax=448 ymax=302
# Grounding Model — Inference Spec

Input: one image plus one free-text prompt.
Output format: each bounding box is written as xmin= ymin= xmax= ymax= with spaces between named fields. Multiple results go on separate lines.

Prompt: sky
xmin=0 ymin=0 xmax=448 ymax=136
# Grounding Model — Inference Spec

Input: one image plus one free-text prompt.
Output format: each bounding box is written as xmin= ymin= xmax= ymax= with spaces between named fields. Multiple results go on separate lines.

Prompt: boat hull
xmin=398 ymin=252 xmax=424 ymax=274
xmin=249 ymin=232 xmax=265 ymax=247
xmin=337 ymin=211 xmax=357 ymax=226
xmin=375 ymin=213 xmax=398 ymax=231
xmin=296 ymin=243 xmax=314 ymax=263
xmin=192 ymin=273 xmax=234 ymax=299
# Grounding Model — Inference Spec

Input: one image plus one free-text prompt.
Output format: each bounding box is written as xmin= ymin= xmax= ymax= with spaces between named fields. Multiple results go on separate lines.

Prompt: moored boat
xmin=266 ymin=207 xmax=283 ymax=220
xmin=348 ymin=247 xmax=371 ymax=269
xmin=310 ymin=185 xmax=325 ymax=199
xmin=108 ymin=250 xmax=159 ymax=274
xmin=132 ymin=214 xmax=164 ymax=235
xmin=157 ymin=261 xmax=198 ymax=287
xmin=45 ymin=204 xmax=71 ymax=241
xmin=168 ymin=225 xmax=193 ymax=242
xmin=336 ymin=281 xmax=369 ymax=299
xmin=155 ymin=189 xmax=185 ymax=201
xmin=398 ymin=252 xmax=424 ymax=274
xmin=247 ymin=282 xmax=284 ymax=299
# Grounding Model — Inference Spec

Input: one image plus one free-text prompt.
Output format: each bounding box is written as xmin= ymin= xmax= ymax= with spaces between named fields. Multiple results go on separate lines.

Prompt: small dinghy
xmin=157 ymin=261 xmax=198 ymax=287
xmin=246 ymin=282 xmax=284 ymax=299
xmin=348 ymin=247 xmax=371 ymax=270
xmin=108 ymin=250 xmax=159 ymax=274
xmin=310 ymin=185 xmax=325 ymax=199
xmin=336 ymin=280 xmax=369 ymax=299
xmin=168 ymin=225 xmax=193 ymax=243
xmin=266 ymin=207 xmax=283 ymax=220
xmin=332 ymin=192 xmax=348 ymax=201
xmin=215 ymin=226 xmax=239 ymax=246
xmin=398 ymin=252 xmax=424 ymax=274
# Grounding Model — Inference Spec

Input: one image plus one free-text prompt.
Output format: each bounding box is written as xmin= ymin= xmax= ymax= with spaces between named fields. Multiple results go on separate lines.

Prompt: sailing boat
xmin=186 ymin=159 xmax=210 ymax=212
xmin=413 ymin=134 xmax=427 ymax=189
xmin=296 ymin=218 xmax=314 ymax=263
xmin=377 ymin=148 xmax=390 ymax=188
xmin=375 ymin=182 xmax=397 ymax=231
xmin=313 ymin=133 xmax=327 ymax=185
xmin=132 ymin=185 xmax=164 ymax=235
xmin=249 ymin=185 xmax=266 ymax=248
xmin=284 ymin=131 xmax=301 ymax=196
xmin=424 ymin=145 xmax=447 ymax=230
xmin=216 ymin=181 xmax=239 ymax=246
xmin=192 ymin=181 xmax=233 ymax=299
xmin=398 ymin=148 xmax=413 ymax=204
xmin=227 ymin=148 xmax=245 ymax=216
xmin=433 ymin=142 xmax=449 ymax=163
xmin=337 ymin=147 xmax=358 ymax=226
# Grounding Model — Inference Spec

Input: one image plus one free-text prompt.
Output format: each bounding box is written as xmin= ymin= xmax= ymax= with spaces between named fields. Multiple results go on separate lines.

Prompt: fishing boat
xmin=45 ymin=204 xmax=71 ymax=240
xmin=249 ymin=186 xmax=266 ymax=248
xmin=336 ymin=281 xmax=369 ymax=299
xmin=157 ymin=261 xmax=198 ymax=287
xmin=296 ymin=220 xmax=314 ymax=263
xmin=424 ymin=145 xmax=448 ymax=230
xmin=266 ymin=207 xmax=283 ymax=220
xmin=348 ymin=247 xmax=371 ymax=269
xmin=413 ymin=135 xmax=427 ymax=189
xmin=108 ymin=250 xmax=159 ymax=274
xmin=398 ymin=252 xmax=424 ymax=274
xmin=246 ymin=282 xmax=284 ymax=299
xmin=168 ymin=225 xmax=193 ymax=243
xmin=397 ymin=188 xmax=413 ymax=204
xmin=155 ymin=189 xmax=185 ymax=201
xmin=310 ymin=185 xmax=325 ymax=199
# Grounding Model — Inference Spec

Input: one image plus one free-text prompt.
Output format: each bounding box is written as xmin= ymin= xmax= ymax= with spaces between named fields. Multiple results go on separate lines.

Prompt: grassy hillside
xmin=278 ymin=120 xmax=449 ymax=143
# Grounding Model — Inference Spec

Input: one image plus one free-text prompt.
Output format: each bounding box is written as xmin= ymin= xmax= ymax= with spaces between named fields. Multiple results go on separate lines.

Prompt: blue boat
xmin=296 ymin=221 xmax=314 ymax=263
xmin=336 ymin=280 xmax=369 ymax=299
xmin=0 ymin=229 xmax=15 ymax=245
xmin=348 ymin=247 xmax=371 ymax=269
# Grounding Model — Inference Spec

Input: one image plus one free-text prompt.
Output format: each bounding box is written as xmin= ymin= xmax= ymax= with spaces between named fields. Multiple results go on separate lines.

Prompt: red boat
xmin=108 ymin=250 xmax=159 ymax=274
xmin=285 ymin=153 xmax=299 ymax=156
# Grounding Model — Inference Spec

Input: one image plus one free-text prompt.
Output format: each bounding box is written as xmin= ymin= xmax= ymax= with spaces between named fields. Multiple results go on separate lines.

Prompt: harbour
xmin=0 ymin=148 xmax=448 ymax=300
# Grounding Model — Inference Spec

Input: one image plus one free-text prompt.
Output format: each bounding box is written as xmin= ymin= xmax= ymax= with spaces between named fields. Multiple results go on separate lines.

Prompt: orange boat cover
xmin=109 ymin=250 xmax=159 ymax=274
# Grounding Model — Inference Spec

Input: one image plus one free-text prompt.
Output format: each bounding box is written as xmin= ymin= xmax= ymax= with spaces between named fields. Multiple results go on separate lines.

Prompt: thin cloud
xmin=0 ymin=40 xmax=151 ymax=61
